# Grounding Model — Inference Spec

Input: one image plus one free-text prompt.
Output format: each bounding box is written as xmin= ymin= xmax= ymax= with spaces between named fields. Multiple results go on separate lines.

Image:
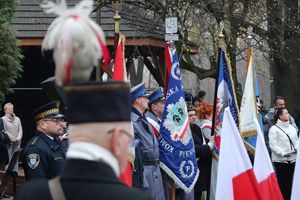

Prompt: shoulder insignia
xmin=27 ymin=153 xmax=40 ymax=169
xmin=30 ymin=136 xmax=39 ymax=145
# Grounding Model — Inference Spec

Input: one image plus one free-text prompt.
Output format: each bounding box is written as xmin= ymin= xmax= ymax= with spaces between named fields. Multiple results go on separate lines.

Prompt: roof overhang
xmin=19 ymin=37 xmax=165 ymax=48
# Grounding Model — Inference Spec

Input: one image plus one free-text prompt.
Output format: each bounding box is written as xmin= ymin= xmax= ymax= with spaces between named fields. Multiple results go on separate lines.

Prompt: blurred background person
xmin=193 ymin=90 xmax=206 ymax=108
xmin=197 ymin=102 xmax=214 ymax=142
xmin=2 ymin=102 xmax=22 ymax=174
xmin=264 ymin=96 xmax=298 ymax=157
xmin=188 ymin=107 xmax=213 ymax=200
xmin=0 ymin=116 xmax=10 ymax=170
xmin=269 ymin=107 xmax=299 ymax=200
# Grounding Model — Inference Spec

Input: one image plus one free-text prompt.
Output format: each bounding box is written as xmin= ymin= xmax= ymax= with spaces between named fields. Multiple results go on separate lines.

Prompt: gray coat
xmin=132 ymin=109 xmax=165 ymax=200
xmin=145 ymin=111 xmax=160 ymax=124
xmin=146 ymin=111 xmax=171 ymax=200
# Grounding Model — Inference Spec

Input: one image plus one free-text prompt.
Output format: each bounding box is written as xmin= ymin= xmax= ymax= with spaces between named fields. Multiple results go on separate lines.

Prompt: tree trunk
xmin=267 ymin=0 xmax=300 ymax=112
xmin=266 ymin=0 xmax=284 ymax=105
xmin=281 ymin=0 xmax=300 ymax=112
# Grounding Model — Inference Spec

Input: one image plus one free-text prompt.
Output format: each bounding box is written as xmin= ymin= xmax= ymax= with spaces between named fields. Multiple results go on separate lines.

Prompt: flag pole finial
xmin=247 ymin=26 xmax=253 ymax=48
xmin=112 ymin=0 xmax=123 ymax=33
xmin=218 ymin=21 xmax=225 ymax=49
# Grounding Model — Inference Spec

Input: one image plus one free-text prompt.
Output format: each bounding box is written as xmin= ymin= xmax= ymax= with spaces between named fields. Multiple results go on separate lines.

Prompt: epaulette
xmin=30 ymin=136 xmax=40 ymax=146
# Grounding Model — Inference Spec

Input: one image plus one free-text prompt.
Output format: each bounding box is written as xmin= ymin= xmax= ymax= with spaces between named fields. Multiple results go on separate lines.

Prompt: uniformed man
xmin=131 ymin=83 xmax=165 ymax=200
xmin=146 ymin=88 xmax=165 ymax=134
xmin=145 ymin=88 xmax=172 ymax=200
xmin=22 ymin=101 xmax=66 ymax=181
xmin=16 ymin=82 xmax=152 ymax=200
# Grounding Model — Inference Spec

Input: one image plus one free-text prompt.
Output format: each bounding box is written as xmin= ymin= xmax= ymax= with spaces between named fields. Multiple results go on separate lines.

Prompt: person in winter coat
xmin=269 ymin=107 xmax=299 ymax=200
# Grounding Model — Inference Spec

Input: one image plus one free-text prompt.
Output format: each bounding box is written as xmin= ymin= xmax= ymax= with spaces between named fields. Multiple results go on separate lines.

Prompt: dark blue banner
xmin=159 ymin=48 xmax=199 ymax=192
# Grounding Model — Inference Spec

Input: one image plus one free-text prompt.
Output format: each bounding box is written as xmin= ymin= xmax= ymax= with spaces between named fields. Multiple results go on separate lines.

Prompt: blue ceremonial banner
xmin=159 ymin=47 xmax=199 ymax=192
xmin=213 ymin=49 xmax=239 ymax=155
xmin=254 ymin=66 xmax=264 ymax=129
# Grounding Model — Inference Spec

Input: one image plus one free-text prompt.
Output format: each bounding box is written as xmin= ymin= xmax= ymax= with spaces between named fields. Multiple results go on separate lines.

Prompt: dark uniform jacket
xmin=16 ymin=159 xmax=153 ymax=200
xmin=190 ymin=124 xmax=212 ymax=192
xmin=22 ymin=131 xmax=65 ymax=180
xmin=0 ymin=118 xmax=9 ymax=169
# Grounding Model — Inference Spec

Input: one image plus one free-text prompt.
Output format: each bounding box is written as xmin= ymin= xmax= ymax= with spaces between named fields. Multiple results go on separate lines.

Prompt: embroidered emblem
xmin=179 ymin=160 xmax=195 ymax=179
xmin=163 ymin=97 xmax=191 ymax=145
xmin=27 ymin=153 xmax=40 ymax=169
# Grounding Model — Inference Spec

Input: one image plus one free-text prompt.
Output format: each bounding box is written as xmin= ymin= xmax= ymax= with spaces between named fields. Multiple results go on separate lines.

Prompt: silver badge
xmin=27 ymin=153 xmax=40 ymax=169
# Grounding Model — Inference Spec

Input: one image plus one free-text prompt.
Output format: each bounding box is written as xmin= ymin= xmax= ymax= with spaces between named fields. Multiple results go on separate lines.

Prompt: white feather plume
xmin=41 ymin=0 xmax=108 ymax=86
xmin=40 ymin=0 xmax=67 ymax=16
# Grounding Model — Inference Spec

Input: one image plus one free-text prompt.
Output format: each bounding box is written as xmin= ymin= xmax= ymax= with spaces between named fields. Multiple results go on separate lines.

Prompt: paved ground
xmin=1 ymin=165 xmax=25 ymax=199
xmin=2 ymin=196 xmax=13 ymax=200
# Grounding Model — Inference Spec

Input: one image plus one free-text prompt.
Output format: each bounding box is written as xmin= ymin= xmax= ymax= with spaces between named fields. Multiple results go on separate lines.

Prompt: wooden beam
xmin=19 ymin=38 xmax=43 ymax=46
xmin=19 ymin=37 xmax=165 ymax=48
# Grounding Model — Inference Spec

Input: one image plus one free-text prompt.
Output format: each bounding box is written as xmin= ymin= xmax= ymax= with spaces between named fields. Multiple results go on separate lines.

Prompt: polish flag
xmin=119 ymin=162 xmax=133 ymax=187
xmin=113 ymin=34 xmax=131 ymax=186
xmin=113 ymin=35 xmax=127 ymax=81
xmin=216 ymin=108 xmax=261 ymax=200
xmin=147 ymin=117 xmax=160 ymax=137
xmin=253 ymin=118 xmax=283 ymax=200
xmin=291 ymin=138 xmax=300 ymax=200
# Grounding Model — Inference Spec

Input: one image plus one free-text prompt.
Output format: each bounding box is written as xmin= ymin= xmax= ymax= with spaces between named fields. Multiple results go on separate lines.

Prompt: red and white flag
xmin=291 ymin=138 xmax=300 ymax=200
xmin=114 ymin=35 xmax=131 ymax=187
xmin=113 ymin=35 xmax=127 ymax=81
xmin=216 ymin=107 xmax=261 ymax=200
xmin=253 ymin=118 xmax=283 ymax=200
xmin=146 ymin=117 xmax=160 ymax=138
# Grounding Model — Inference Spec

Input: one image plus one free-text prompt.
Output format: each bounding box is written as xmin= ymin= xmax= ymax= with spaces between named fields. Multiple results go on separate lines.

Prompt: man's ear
xmin=110 ymin=128 xmax=123 ymax=155
xmin=136 ymin=98 xmax=141 ymax=104
xmin=151 ymin=103 xmax=156 ymax=111
xmin=38 ymin=120 xmax=46 ymax=129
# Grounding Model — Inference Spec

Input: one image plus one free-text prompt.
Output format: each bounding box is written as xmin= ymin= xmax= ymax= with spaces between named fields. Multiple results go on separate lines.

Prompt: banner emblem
xmin=164 ymin=97 xmax=190 ymax=145
xmin=180 ymin=160 xmax=195 ymax=179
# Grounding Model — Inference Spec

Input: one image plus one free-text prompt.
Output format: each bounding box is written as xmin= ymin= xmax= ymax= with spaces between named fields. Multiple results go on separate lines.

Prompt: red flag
xmin=114 ymin=35 xmax=131 ymax=186
xmin=119 ymin=162 xmax=133 ymax=187
xmin=253 ymin=119 xmax=283 ymax=200
xmin=216 ymin=108 xmax=262 ymax=200
xmin=164 ymin=42 xmax=172 ymax=95
xmin=113 ymin=35 xmax=127 ymax=81
xmin=146 ymin=117 xmax=160 ymax=137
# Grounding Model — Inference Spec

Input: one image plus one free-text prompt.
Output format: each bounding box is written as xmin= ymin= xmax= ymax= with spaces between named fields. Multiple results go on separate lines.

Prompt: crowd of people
xmin=0 ymin=89 xmax=298 ymax=200
xmin=0 ymin=0 xmax=298 ymax=199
